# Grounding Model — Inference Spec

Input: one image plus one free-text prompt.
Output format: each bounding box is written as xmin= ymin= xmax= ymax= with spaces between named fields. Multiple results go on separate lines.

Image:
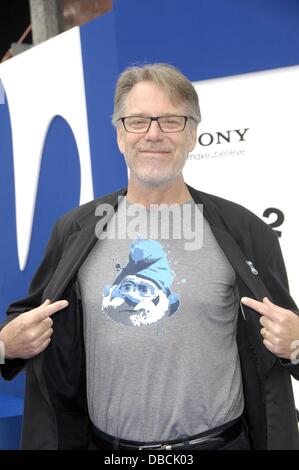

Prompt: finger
xmin=35 ymin=327 xmax=54 ymax=346
xmin=45 ymin=300 xmax=69 ymax=317
xmin=260 ymin=327 xmax=267 ymax=338
xmin=22 ymin=298 xmax=51 ymax=320
xmin=26 ymin=300 xmax=69 ymax=323
xmin=259 ymin=315 xmax=276 ymax=333
xmin=23 ymin=329 xmax=53 ymax=359
xmin=42 ymin=316 xmax=53 ymax=328
xmin=262 ymin=338 xmax=277 ymax=354
xmin=263 ymin=297 xmax=290 ymax=316
xmin=241 ymin=297 xmax=276 ymax=319
xmin=35 ymin=338 xmax=52 ymax=355
xmin=260 ymin=327 xmax=276 ymax=342
xmin=34 ymin=317 xmax=54 ymax=336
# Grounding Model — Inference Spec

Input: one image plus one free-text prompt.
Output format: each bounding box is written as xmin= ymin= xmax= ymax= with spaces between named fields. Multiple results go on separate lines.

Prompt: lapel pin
xmin=245 ymin=260 xmax=258 ymax=275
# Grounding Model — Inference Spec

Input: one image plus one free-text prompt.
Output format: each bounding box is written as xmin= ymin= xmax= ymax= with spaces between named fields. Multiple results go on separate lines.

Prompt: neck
xmin=126 ymin=175 xmax=192 ymax=207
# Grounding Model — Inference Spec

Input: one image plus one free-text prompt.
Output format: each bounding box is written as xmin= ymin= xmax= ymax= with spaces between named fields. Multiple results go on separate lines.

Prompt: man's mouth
xmin=139 ymin=150 xmax=170 ymax=156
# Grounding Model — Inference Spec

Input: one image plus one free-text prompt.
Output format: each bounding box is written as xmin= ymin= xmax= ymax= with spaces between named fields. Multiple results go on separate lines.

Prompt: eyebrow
xmin=125 ymin=113 xmax=183 ymax=117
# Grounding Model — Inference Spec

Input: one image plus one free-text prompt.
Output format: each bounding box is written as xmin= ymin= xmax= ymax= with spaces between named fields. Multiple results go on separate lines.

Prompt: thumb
xmin=42 ymin=299 xmax=51 ymax=306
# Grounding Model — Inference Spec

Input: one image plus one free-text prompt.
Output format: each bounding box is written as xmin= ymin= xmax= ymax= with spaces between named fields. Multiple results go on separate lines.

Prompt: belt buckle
xmin=160 ymin=444 xmax=172 ymax=450
xmin=138 ymin=443 xmax=172 ymax=450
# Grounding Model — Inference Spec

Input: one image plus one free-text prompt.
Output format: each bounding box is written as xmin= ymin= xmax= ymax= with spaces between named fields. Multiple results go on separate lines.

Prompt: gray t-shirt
xmin=78 ymin=197 xmax=244 ymax=442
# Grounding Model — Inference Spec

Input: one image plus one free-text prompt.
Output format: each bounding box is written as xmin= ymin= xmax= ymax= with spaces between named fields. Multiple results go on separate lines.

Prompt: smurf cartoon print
xmin=101 ymin=239 xmax=180 ymax=327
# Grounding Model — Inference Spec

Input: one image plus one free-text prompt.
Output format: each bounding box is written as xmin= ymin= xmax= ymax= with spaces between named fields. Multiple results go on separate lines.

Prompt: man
xmin=1 ymin=63 xmax=299 ymax=450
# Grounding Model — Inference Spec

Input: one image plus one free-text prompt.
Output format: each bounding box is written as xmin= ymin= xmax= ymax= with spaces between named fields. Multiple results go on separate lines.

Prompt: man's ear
xmin=117 ymin=126 xmax=125 ymax=154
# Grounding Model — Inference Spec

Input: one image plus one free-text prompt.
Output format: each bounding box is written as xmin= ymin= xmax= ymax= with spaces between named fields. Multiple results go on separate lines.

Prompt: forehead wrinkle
xmin=123 ymin=82 xmax=188 ymax=116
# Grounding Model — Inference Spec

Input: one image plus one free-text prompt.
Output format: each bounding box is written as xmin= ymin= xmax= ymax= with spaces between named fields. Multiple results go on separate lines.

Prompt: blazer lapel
xmin=33 ymin=189 xmax=127 ymax=413
xmin=187 ymin=184 xmax=277 ymax=373
xmin=187 ymin=184 xmax=269 ymax=300
xmin=42 ymin=225 xmax=97 ymax=302
xmin=42 ymin=188 xmax=127 ymax=302
xmin=210 ymin=225 xmax=269 ymax=301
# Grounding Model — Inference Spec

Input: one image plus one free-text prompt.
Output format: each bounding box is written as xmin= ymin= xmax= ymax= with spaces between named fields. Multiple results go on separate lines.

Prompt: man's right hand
xmin=0 ymin=299 xmax=69 ymax=360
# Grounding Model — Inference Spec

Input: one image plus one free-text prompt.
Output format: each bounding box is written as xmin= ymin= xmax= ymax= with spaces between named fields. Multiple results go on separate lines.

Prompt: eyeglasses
xmin=119 ymin=115 xmax=193 ymax=133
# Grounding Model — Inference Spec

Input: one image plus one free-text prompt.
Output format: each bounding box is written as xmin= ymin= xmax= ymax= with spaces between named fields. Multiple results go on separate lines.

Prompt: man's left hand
xmin=241 ymin=297 xmax=299 ymax=360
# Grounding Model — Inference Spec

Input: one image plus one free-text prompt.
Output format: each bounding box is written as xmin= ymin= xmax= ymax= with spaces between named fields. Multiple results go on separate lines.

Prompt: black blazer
xmin=2 ymin=185 xmax=299 ymax=449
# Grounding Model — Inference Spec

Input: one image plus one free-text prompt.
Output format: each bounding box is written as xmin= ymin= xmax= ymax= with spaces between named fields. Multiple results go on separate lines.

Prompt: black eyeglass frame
xmin=119 ymin=115 xmax=195 ymax=133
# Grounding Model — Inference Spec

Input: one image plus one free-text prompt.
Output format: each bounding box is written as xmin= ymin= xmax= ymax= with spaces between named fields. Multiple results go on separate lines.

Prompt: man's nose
xmin=145 ymin=120 xmax=163 ymax=140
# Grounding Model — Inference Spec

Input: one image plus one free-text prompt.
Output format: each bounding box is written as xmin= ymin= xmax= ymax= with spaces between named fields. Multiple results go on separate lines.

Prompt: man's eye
xmin=129 ymin=118 xmax=148 ymax=127
xmin=162 ymin=118 xmax=180 ymax=125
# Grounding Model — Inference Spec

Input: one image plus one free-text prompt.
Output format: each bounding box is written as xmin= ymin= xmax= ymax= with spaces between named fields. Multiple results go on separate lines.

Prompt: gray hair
xmin=112 ymin=63 xmax=201 ymax=127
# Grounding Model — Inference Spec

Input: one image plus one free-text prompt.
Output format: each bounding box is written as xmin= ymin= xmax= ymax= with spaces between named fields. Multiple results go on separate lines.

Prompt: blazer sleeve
xmin=0 ymin=219 xmax=63 ymax=380
xmin=259 ymin=235 xmax=299 ymax=380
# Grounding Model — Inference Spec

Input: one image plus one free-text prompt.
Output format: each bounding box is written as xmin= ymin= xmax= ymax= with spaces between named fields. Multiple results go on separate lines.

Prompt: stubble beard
xmin=126 ymin=152 xmax=188 ymax=188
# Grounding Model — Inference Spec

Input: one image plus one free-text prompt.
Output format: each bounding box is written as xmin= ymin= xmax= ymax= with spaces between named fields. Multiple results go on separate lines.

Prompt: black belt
xmin=91 ymin=417 xmax=244 ymax=450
